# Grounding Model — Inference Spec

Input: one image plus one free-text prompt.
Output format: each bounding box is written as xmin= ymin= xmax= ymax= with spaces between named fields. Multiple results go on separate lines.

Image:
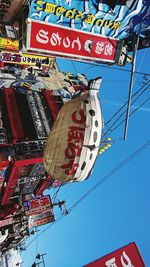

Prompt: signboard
xmin=84 ymin=242 xmax=145 ymax=267
xmin=0 ymin=37 xmax=19 ymax=51
xmin=0 ymin=51 xmax=54 ymax=67
xmin=0 ymin=217 xmax=13 ymax=228
xmin=29 ymin=0 xmax=150 ymax=40
xmin=28 ymin=210 xmax=55 ymax=228
xmin=26 ymin=20 xmax=118 ymax=63
xmin=24 ymin=195 xmax=52 ymax=216
xmin=44 ymin=78 xmax=103 ymax=182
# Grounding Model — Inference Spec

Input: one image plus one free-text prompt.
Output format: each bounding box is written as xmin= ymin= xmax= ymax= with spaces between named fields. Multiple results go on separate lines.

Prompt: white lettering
xmin=104 ymin=43 xmax=113 ymax=55
xmin=121 ymin=251 xmax=134 ymax=267
xmin=72 ymin=37 xmax=81 ymax=50
xmin=105 ymin=258 xmax=118 ymax=267
xmin=50 ymin=32 xmax=62 ymax=46
xmin=95 ymin=41 xmax=104 ymax=54
xmin=36 ymin=29 xmax=49 ymax=44
xmin=63 ymin=36 xmax=71 ymax=48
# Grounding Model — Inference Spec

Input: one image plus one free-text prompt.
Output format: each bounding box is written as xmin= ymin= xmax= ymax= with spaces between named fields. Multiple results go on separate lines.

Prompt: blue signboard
xmin=29 ymin=0 xmax=150 ymax=40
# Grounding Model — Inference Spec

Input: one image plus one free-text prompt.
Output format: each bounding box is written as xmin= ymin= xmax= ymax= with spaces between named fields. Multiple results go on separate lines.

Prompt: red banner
xmin=84 ymin=243 xmax=145 ymax=267
xmin=26 ymin=20 xmax=118 ymax=63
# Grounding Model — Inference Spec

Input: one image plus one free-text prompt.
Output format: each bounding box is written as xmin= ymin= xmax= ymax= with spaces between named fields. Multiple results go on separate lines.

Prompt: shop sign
xmin=24 ymin=195 xmax=52 ymax=216
xmin=84 ymin=242 xmax=145 ymax=267
xmin=28 ymin=210 xmax=55 ymax=228
xmin=0 ymin=51 xmax=54 ymax=66
xmin=0 ymin=37 xmax=19 ymax=51
xmin=26 ymin=20 xmax=118 ymax=63
xmin=29 ymin=0 xmax=150 ymax=40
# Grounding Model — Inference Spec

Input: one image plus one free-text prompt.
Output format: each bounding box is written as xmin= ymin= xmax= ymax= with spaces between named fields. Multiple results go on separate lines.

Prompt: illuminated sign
xmin=0 ymin=51 xmax=54 ymax=66
xmin=26 ymin=20 xmax=118 ymax=63
xmin=84 ymin=243 xmax=145 ymax=267
xmin=29 ymin=0 xmax=150 ymax=40
xmin=0 ymin=37 xmax=19 ymax=51
xmin=24 ymin=195 xmax=52 ymax=216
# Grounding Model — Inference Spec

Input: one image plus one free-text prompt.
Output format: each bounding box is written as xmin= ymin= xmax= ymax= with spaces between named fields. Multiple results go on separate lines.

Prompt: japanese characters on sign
xmin=84 ymin=242 xmax=145 ymax=267
xmin=0 ymin=51 xmax=54 ymax=67
xmin=26 ymin=21 xmax=118 ymax=63
xmin=61 ymin=109 xmax=86 ymax=176
xmin=0 ymin=37 xmax=19 ymax=51
xmin=24 ymin=195 xmax=52 ymax=216
xmin=28 ymin=210 xmax=55 ymax=228
xmin=29 ymin=0 xmax=150 ymax=40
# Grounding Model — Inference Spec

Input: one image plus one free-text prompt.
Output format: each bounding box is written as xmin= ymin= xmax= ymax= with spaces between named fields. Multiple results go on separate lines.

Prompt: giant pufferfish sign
xmin=44 ymin=77 xmax=103 ymax=182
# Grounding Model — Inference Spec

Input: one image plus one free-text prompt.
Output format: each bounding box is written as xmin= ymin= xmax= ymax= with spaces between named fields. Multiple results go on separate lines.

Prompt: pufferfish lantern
xmin=44 ymin=77 xmax=103 ymax=183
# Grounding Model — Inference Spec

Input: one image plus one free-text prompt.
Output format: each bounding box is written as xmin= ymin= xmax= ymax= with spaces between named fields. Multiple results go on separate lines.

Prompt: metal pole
xmin=41 ymin=255 xmax=46 ymax=267
xmin=123 ymin=34 xmax=139 ymax=140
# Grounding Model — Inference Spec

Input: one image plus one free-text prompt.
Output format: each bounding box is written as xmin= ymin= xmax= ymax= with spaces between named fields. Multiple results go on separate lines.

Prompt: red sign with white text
xmin=26 ymin=20 xmax=118 ymax=63
xmin=84 ymin=243 xmax=145 ymax=267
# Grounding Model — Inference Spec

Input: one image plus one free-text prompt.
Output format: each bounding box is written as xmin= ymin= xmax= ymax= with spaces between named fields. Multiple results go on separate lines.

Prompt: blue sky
xmin=22 ymin=47 xmax=150 ymax=267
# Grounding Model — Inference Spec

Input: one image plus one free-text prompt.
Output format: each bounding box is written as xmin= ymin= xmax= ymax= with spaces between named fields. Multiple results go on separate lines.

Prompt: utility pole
xmin=36 ymin=253 xmax=47 ymax=267
xmin=123 ymin=33 xmax=139 ymax=140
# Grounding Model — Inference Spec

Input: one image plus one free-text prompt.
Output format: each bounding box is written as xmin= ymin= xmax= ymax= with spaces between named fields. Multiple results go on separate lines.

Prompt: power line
xmin=110 ymin=96 xmax=150 ymax=133
xmin=103 ymin=80 xmax=150 ymax=137
xmin=105 ymin=80 xmax=150 ymax=126
xmin=25 ymin=139 xmax=150 ymax=251
xmin=84 ymin=62 xmax=150 ymax=76
xmin=68 ymin=139 xmax=150 ymax=212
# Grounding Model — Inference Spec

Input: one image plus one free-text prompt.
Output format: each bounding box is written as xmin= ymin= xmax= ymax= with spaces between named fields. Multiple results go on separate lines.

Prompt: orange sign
xmin=0 ymin=37 xmax=19 ymax=51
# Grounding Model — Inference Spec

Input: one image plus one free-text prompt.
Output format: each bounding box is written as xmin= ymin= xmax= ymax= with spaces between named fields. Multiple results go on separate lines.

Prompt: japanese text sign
xmin=84 ymin=243 xmax=145 ymax=267
xmin=0 ymin=37 xmax=19 ymax=51
xmin=26 ymin=20 xmax=118 ymax=63
xmin=29 ymin=210 xmax=55 ymax=228
xmin=0 ymin=51 xmax=54 ymax=66
xmin=24 ymin=195 xmax=52 ymax=216
xmin=29 ymin=0 xmax=150 ymax=41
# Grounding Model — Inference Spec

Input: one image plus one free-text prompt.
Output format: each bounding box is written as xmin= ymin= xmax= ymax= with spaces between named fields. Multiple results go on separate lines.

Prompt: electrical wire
xmin=25 ymin=139 xmax=150 ymax=251
xmin=103 ymin=80 xmax=150 ymax=137
xmin=84 ymin=62 xmax=150 ymax=77
xmin=68 ymin=139 xmax=150 ymax=212
xmin=105 ymin=80 xmax=150 ymax=126
xmin=110 ymin=96 xmax=150 ymax=133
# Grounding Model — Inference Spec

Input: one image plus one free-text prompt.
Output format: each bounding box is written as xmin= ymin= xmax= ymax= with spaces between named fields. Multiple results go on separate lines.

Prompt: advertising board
xmin=0 ymin=51 xmax=54 ymax=67
xmin=28 ymin=210 xmax=55 ymax=228
xmin=26 ymin=20 xmax=118 ymax=63
xmin=24 ymin=195 xmax=52 ymax=216
xmin=84 ymin=242 xmax=145 ymax=267
xmin=29 ymin=0 xmax=150 ymax=40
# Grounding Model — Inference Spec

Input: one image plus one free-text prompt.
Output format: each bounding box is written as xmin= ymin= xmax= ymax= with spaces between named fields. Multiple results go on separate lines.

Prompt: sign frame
xmin=26 ymin=20 xmax=119 ymax=64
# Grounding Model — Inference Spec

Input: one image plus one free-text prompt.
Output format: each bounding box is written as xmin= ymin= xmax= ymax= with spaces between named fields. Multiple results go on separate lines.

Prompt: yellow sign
xmin=0 ymin=51 xmax=55 ymax=67
xmin=0 ymin=37 xmax=19 ymax=51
